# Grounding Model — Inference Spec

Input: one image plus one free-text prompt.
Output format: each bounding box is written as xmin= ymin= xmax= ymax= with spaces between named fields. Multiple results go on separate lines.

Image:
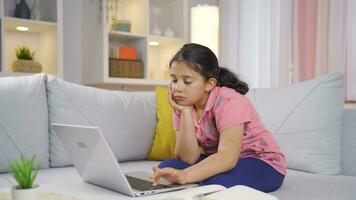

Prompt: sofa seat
xmin=2 ymin=160 xmax=355 ymax=199
xmin=271 ymin=170 xmax=356 ymax=200
xmin=0 ymin=160 xmax=160 ymax=188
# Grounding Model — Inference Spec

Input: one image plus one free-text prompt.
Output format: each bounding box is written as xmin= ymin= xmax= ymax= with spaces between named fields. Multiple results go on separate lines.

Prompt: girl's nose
xmin=174 ymin=83 xmax=179 ymax=91
xmin=174 ymin=81 xmax=183 ymax=91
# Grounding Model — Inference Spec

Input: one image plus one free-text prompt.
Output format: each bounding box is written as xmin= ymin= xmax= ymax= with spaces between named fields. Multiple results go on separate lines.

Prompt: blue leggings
xmin=158 ymin=156 xmax=284 ymax=193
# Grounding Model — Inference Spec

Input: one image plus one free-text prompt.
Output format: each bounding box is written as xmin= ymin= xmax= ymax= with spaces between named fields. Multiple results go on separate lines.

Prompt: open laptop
xmin=51 ymin=123 xmax=197 ymax=197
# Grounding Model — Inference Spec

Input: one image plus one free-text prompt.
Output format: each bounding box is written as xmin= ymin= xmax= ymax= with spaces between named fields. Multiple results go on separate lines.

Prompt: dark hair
xmin=169 ymin=43 xmax=249 ymax=95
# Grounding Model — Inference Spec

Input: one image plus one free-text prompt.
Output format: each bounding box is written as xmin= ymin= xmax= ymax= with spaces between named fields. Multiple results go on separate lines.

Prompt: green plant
xmin=9 ymin=154 xmax=39 ymax=189
xmin=15 ymin=46 xmax=35 ymax=60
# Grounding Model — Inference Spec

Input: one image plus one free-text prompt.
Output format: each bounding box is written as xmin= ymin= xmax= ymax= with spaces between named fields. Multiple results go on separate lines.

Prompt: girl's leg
xmin=158 ymin=155 xmax=206 ymax=170
xmin=158 ymin=158 xmax=191 ymax=170
xmin=199 ymin=157 xmax=285 ymax=193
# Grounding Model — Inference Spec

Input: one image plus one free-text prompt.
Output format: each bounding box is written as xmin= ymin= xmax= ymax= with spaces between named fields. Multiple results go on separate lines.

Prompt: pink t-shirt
xmin=173 ymin=86 xmax=287 ymax=175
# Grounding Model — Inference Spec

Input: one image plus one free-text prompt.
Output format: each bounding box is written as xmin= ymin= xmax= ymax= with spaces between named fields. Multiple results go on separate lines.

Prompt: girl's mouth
xmin=174 ymin=96 xmax=185 ymax=101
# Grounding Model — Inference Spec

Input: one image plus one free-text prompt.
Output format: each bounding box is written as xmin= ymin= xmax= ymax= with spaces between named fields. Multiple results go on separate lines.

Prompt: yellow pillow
xmin=147 ymin=86 xmax=176 ymax=160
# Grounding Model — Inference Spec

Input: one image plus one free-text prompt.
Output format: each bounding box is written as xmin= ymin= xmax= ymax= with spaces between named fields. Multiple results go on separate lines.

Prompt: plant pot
xmin=12 ymin=60 xmax=42 ymax=73
xmin=11 ymin=185 xmax=40 ymax=200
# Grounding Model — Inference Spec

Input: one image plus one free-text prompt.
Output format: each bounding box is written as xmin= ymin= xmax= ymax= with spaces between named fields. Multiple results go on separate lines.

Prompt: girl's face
xmin=169 ymin=61 xmax=213 ymax=108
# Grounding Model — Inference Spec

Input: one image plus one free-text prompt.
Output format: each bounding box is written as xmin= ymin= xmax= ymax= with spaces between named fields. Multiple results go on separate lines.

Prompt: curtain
xmin=295 ymin=0 xmax=355 ymax=101
xmin=220 ymin=0 xmax=293 ymax=88
xmin=219 ymin=0 xmax=356 ymax=101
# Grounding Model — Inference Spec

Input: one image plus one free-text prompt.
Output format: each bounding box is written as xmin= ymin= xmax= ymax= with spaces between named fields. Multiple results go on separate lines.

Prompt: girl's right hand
xmin=168 ymin=83 xmax=192 ymax=113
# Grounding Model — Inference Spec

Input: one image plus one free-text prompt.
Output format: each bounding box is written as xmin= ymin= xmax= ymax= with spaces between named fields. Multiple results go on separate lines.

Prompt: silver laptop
xmin=51 ymin=123 xmax=197 ymax=197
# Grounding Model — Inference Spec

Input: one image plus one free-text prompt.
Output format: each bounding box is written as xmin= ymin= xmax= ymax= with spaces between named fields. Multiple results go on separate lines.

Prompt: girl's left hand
xmin=151 ymin=167 xmax=188 ymax=186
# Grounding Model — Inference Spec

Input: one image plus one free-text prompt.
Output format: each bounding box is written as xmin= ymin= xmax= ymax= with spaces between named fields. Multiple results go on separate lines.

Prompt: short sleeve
xmin=172 ymin=108 xmax=181 ymax=131
xmin=214 ymin=95 xmax=252 ymax=132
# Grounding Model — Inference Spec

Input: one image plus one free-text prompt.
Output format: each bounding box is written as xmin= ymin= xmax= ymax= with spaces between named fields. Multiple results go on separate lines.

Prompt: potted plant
xmin=12 ymin=46 xmax=42 ymax=73
xmin=9 ymin=154 xmax=40 ymax=200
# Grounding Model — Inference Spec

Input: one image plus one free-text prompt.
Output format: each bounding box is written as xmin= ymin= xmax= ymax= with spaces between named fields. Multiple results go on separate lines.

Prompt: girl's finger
xmin=168 ymin=91 xmax=179 ymax=109
xmin=153 ymin=174 xmax=160 ymax=186
xmin=152 ymin=167 xmax=162 ymax=186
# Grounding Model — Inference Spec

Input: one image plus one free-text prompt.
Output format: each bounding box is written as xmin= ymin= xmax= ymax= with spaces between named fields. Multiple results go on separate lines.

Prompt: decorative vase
xmin=11 ymin=185 xmax=40 ymax=200
xmin=30 ymin=0 xmax=41 ymax=20
xmin=15 ymin=0 xmax=31 ymax=19
xmin=12 ymin=60 xmax=42 ymax=73
xmin=152 ymin=25 xmax=162 ymax=35
xmin=163 ymin=27 xmax=175 ymax=37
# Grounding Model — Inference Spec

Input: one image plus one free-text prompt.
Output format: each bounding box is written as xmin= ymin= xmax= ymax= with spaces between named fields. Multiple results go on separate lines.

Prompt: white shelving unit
xmin=85 ymin=0 xmax=188 ymax=88
xmin=0 ymin=0 xmax=62 ymax=77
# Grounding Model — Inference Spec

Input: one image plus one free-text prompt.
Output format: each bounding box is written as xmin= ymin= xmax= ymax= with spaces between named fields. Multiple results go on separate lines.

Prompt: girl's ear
xmin=205 ymin=78 xmax=217 ymax=92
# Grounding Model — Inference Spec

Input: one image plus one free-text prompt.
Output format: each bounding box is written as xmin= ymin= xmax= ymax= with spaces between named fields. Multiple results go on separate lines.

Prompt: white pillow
xmin=246 ymin=73 xmax=344 ymax=174
xmin=46 ymin=76 xmax=157 ymax=167
xmin=0 ymin=74 xmax=49 ymax=173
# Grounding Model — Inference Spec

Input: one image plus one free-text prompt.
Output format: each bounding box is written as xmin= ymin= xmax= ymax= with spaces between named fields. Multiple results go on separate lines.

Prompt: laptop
xmin=51 ymin=123 xmax=197 ymax=197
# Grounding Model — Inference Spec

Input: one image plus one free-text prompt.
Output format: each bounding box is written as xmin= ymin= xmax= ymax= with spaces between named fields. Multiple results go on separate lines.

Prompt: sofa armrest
xmin=341 ymin=107 xmax=356 ymax=176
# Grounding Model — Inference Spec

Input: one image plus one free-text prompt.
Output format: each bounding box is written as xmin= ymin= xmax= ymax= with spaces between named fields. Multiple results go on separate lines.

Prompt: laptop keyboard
xmin=125 ymin=175 xmax=170 ymax=191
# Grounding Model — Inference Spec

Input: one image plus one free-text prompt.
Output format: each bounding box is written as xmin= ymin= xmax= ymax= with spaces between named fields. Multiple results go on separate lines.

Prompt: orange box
xmin=118 ymin=46 xmax=137 ymax=60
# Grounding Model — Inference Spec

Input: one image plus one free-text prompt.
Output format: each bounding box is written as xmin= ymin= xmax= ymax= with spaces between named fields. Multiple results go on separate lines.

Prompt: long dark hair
xmin=169 ymin=43 xmax=249 ymax=95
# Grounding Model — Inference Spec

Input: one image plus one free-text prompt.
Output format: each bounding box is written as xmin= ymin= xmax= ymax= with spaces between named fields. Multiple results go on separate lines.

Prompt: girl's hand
xmin=168 ymin=83 xmax=192 ymax=113
xmin=151 ymin=167 xmax=188 ymax=186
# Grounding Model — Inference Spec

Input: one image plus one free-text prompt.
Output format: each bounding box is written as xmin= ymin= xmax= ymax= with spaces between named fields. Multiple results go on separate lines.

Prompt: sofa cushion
xmin=147 ymin=87 xmax=176 ymax=160
xmin=46 ymin=76 xmax=157 ymax=167
xmin=0 ymin=74 xmax=49 ymax=173
xmin=246 ymin=73 xmax=344 ymax=174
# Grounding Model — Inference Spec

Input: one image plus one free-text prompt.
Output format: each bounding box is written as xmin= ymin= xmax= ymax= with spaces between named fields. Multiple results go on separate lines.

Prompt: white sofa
xmin=0 ymin=73 xmax=355 ymax=200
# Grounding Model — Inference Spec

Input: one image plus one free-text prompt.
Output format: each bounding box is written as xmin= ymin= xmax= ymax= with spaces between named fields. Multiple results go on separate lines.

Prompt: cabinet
xmin=86 ymin=0 xmax=188 ymax=87
xmin=0 ymin=0 xmax=62 ymax=76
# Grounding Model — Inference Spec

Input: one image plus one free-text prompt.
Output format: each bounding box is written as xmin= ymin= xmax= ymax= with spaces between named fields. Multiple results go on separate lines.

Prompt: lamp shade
xmin=191 ymin=4 xmax=219 ymax=58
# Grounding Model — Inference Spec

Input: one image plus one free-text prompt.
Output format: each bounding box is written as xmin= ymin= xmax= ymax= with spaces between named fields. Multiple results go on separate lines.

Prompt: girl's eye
xmin=184 ymin=81 xmax=192 ymax=85
xmin=171 ymin=80 xmax=177 ymax=83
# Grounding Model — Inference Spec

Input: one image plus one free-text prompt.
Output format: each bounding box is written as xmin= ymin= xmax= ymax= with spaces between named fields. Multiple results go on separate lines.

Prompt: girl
xmin=152 ymin=43 xmax=286 ymax=192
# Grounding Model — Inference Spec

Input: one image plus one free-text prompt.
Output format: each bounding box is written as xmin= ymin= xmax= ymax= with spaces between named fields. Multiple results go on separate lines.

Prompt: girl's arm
xmin=167 ymin=84 xmax=201 ymax=164
xmin=174 ymin=109 xmax=201 ymax=164
xmin=183 ymin=124 xmax=244 ymax=183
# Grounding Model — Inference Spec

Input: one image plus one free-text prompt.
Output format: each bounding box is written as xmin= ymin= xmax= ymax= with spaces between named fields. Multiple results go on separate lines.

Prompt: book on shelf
xmin=149 ymin=184 xmax=278 ymax=200
xmin=109 ymin=58 xmax=143 ymax=78
xmin=109 ymin=45 xmax=137 ymax=60
xmin=118 ymin=46 xmax=137 ymax=60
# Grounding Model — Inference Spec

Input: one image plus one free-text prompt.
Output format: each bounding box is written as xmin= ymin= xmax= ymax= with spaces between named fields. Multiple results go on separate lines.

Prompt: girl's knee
xmin=158 ymin=159 xmax=190 ymax=170
xmin=158 ymin=159 xmax=179 ymax=168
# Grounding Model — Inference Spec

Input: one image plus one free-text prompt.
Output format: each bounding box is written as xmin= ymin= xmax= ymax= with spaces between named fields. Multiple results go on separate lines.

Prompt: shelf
xmin=149 ymin=0 xmax=185 ymax=38
xmin=81 ymin=0 xmax=187 ymax=89
xmin=109 ymin=31 xmax=146 ymax=41
xmin=3 ymin=0 xmax=58 ymax=23
xmin=3 ymin=17 xmax=57 ymax=33
xmin=108 ymin=0 xmax=148 ymax=35
xmin=148 ymin=35 xmax=184 ymax=46
xmin=1 ymin=0 xmax=62 ymax=76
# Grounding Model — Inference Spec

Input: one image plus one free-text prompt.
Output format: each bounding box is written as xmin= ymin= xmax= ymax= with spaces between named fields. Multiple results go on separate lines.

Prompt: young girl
xmin=151 ymin=43 xmax=286 ymax=192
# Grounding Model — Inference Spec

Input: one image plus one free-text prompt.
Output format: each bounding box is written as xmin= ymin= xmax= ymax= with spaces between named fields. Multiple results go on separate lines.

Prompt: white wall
xmin=81 ymin=0 xmax=103 ymax=85
xmin=63 ymin=0 xmax=102 ymax=84
xmin=63 ymin=0 xmax=83 ymax=83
